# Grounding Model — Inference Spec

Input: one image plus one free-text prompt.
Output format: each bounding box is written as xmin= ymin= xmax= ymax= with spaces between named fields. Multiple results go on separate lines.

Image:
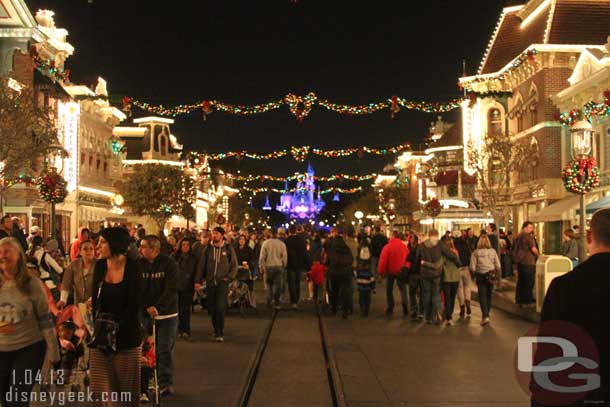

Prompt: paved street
xmin=166 ymin=282 xmax=534 ymax=406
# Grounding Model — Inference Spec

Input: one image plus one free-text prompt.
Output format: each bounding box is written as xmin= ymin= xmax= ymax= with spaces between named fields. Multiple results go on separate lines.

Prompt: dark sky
xmin=27 ymin=0 xmax=511 ymax=180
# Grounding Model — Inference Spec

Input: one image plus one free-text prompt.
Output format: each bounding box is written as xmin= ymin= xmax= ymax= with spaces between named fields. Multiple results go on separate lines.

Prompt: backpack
xmin=358 ymin=246 xmax=371 ymax=261
xmin=511 ymin=237 xmax=525 ymax=264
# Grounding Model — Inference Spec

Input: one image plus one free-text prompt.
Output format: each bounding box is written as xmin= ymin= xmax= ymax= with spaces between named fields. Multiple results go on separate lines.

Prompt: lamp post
xmin=355 ymin=210 xmax=364 ymax=228
xmin=571 ymin=120 xmax=594 ymax=262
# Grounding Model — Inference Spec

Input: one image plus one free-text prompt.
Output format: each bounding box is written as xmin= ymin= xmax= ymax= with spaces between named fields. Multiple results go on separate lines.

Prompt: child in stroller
xmin=54 ymin=306 xmax=88 ymax=391
xmin=227 ymin=266 xmax=256 ymax=316
xmin=140 ymin=335 xmax=156 ymax=403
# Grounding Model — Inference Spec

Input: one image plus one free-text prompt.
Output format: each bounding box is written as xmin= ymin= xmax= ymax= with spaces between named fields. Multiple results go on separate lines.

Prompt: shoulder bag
xmin=87 ymin=272 xmax=119 ymax=354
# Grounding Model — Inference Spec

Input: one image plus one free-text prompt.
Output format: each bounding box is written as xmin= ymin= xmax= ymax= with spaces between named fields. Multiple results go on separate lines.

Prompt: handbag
xmin=397 ymin=266 xmax=410 ymax=283
xmin=87 ymin=276 xmax=119 ymax=354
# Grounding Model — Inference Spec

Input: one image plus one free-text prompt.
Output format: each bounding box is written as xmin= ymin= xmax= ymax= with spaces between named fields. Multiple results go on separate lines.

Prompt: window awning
xmin=530 ymin=194 xmax=601 ymax=223
xmin=577 ymin=195 xmax=610 ymax=215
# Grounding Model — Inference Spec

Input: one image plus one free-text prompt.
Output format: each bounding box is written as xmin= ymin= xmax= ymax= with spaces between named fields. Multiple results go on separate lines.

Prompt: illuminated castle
xmin=274 ymin=164 xmax=325 ymax=220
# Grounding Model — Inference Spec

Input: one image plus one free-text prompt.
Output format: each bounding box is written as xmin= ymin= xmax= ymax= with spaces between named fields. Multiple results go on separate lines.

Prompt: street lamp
xmin=571 ymin=120 xmax=593 ymax=262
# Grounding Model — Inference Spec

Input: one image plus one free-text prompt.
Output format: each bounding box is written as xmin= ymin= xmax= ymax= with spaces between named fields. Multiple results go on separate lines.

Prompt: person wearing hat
xmin=29 ymin=237 xmax=63 ymax=302
xmin=195 ymin=226 xmax=238 ymax=342
xmin=89 ymin=226 xmax=143 ymax=406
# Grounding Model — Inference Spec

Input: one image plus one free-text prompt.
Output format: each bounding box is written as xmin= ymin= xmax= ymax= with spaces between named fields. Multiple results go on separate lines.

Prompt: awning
xmin=577 ymin=195 xmax=610 ymax=215
xmin=530 ymin=194 xmax=600 ymax=223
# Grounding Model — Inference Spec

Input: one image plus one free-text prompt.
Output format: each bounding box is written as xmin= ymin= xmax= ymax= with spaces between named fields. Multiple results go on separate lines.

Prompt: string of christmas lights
xmin=459 ymin=49 xmax=538 ymax=92
xmin=204 ymin=143 xmax=409 ymax=161
xmin=30 ymin=46 xmax=70 ymax=83
xmin=229 ymin=172 xmax=378 ymax=182
xmin=123 ymin=92 xmax=462 ymax=121
xmin=240 ymin=185 xmax=364 ymax=195
xmin=559 ymin=91 xmax=610 ymax=126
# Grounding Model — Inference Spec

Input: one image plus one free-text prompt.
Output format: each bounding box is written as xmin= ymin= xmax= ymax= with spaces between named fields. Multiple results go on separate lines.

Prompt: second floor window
xmin=488 ymin=108 xmax=503 ymax=136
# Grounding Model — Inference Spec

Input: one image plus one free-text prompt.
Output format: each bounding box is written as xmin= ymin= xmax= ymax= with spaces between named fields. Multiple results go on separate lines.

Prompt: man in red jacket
xmin=378 ymin=231 xmax=409 ymax=316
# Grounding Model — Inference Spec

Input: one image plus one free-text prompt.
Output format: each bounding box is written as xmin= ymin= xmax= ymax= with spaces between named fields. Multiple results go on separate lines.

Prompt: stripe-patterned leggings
xmin=89 ymin=346 xmax=141 ymax=407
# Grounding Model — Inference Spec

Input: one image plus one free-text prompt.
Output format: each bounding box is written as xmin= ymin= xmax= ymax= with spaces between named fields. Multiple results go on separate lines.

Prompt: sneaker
xmin=183 ymin=333 xmax=191 ymax=341
xmin=292 ymin=304 xmax=299 ymax=310
xmin=481 ymin=317 xmax=490 ymax=326
xmin=160 ymin=386 xmax=174 ymax=396
xmin=445 ymin=320 xmax=453 ymax=326
xmin=273 ymin=305 xmax=282 ymax=310
xmin=215 ymin=336 xmax=224 ymax=342
xmin=140 ymin=393 xmax=150 ymax=403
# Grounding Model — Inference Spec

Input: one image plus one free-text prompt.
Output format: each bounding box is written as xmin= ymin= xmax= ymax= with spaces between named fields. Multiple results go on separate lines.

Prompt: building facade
xmin=458 ymin=0 xmax=610 ymax=252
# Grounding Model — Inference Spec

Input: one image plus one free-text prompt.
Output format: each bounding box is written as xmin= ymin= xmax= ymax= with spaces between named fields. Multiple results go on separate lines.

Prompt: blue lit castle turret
xmin=275 ymin=164 xmax=325 ymax=220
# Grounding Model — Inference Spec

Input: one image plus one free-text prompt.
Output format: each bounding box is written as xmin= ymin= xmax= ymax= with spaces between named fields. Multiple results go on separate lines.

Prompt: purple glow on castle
xmin=273 ymin=164 xmax=325 ymax=220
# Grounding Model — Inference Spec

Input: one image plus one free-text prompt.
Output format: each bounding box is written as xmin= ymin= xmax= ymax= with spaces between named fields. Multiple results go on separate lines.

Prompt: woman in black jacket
xmin=173 ymin=238 xmax=198 ymax=340
xmin=90 ymin=227 xmax=142 ymax=407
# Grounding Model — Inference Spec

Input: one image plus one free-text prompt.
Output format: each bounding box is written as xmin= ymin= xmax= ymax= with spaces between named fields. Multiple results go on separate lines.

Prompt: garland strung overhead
xmin=562 ymin=157 xmax=600 ymax=194
xmin=202 ymin=143 xmax=408 ymax=161
xmin=241 ymin=185 xmax=364 ymax=196
xmin=122 ymin=93 xmax=462 ymax=122
xmin=559 ymin=91 xmax=610 ymax=126
xmin=229 ymin=172 xmax=378 ymax=182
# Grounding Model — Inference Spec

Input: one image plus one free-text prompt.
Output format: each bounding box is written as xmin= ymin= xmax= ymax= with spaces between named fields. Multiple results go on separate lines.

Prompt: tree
xmin=122 ymin=164 xmax=196 ymax=228
xmin=0 ymin=78 xmax=59 ymax=209
xmin=466 ymin=132 xmax=538 ymax=223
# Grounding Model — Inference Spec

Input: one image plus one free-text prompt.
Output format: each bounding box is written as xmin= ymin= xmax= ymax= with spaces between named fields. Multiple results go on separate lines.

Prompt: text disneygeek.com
xmin=4 ymin=390 xmax=132 ymax=405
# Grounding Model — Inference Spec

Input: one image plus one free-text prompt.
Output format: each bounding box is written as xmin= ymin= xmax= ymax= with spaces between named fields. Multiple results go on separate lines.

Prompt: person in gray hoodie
xmin=259 ymin=228 xmax=287 ymax=310
xmin=416 ymin=229 xmax=460 ymax=324
xmin=195 ymin=227 xmax=237 ymax=342
xmin=470 ymin=234 xmax=501 ymax=326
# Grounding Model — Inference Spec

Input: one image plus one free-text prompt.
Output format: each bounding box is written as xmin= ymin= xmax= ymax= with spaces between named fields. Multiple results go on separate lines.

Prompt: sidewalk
xmin=471 ymin=277 xmax=540 ymax=323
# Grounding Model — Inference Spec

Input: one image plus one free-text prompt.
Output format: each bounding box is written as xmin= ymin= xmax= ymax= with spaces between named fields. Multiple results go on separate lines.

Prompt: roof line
xmin=543 ymin=0 xmax=556 ymax=44
xmin=478 ymin=6 xmax=523 ymax=75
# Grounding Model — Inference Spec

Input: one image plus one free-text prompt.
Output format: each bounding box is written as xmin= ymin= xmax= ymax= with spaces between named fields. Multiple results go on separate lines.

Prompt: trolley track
xmin=237 ymin=303 xmax=344 ymax=407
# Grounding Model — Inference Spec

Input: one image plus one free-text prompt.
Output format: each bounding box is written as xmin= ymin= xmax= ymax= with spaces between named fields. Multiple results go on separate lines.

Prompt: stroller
xmin=192 ymin=282 xmax=207 ymax=312
xmin=142 ymin=316 xmax=162 ymax=406
xmin=227 ymin=267 xmax=257 ymax=317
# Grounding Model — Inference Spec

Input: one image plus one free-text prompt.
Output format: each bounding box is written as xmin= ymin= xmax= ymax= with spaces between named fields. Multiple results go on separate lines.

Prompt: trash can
xmin=535 ymin=255 xmax=573 ymax=313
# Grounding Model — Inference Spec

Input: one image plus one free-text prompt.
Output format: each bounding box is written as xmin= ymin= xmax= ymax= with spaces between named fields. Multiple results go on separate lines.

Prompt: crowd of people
xmin=1 ymin=209 xmax=608 ymax=406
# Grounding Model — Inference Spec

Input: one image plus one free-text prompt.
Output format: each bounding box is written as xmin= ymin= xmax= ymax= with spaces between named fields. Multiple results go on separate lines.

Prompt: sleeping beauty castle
xmin=264 ymin=164 xmax=325 ymax=220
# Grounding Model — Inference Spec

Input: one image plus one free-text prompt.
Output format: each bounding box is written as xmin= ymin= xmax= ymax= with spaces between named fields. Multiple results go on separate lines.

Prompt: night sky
xmin=27 ymin=0 xmax=512 ymax=180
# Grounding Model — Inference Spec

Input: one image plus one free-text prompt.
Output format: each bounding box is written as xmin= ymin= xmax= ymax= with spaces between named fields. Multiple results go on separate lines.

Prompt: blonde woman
xmin=0 ymin=237 xmax=60 ymax=406
xmin=470 ymin=234 xmax=501 ymax=326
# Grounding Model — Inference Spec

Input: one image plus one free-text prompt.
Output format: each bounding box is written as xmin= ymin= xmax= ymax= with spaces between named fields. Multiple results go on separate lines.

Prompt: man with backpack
xmin=370 ymin=226 xmax=388 ymax=284
xmin=325 ymin=232 xmax=354 ymax=319
xmin=416 ymin=230 xmax=460 ymax=324
xmin=512 ymin=221 xmax=539 ymax=308
xmin=285 ymin=225 xmax=310 ymax=309
xmin=194 ymin=227 xmax=237 ymax=341
xmin=378 ymin=231 xmax=409 ymax=316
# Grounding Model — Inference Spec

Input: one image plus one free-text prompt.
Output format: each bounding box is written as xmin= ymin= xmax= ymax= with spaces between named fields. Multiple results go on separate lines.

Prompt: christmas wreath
xmin=423 ymin=198 xmax=442 ymax=218
xmin=562 ymin=157 xmax=600 ymax=195
xmin=37 ymin=171 xmax=68 ymax=204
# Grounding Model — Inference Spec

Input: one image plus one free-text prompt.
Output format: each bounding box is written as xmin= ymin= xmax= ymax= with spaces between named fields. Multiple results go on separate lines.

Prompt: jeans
xmin=420 ymin=277 xmax=441 ymax=322
xmin=457 ymin=267 xmax=472 ymax=306
xmin=359 ymin=289 xmax=372 ymax=315
xmin=476 ymin=275 xmax=493 ymax=318
xmin=207 ymin=281 xmax=228 ymax=337
xmin=178 ymin=290 xmax=193 ymax=335
xmin=408 ymin=274 xmax=422 ymax=316
xmin=265 ymin=267 xmax=283 ymax=306
xmin=287 ymin=268 xmax=303 ymax=305
xmin=442 ymin=282 xmax=459 ymax=321
xmin=501 ymin=254 xmax=513 ymax=278
xmin=155 ymin=316 xmax=178 ymax=388
xmin=0 ymin=340 xmax=46 ymax=407
xmin=516 ymin=264 xmax=535 ymax=305
xmin=370 ymin=257 xmax=380 ymax=281
xmin=329 ymin=275 xmax=351 ymax=316
xmin=386 ymin=274 xmax=408 ymax=312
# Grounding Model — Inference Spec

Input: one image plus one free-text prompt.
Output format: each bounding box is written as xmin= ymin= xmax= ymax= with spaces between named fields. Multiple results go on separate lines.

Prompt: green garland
xmin=37 ymin=171 xmax=68 ymax=204
xmin=562 ymin=158 xmax=600 ymax=194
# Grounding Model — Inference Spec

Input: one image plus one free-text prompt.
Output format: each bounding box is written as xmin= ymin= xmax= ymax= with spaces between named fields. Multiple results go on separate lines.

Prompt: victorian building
xmin=458 ymin=0 xmax=610 ymax=252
